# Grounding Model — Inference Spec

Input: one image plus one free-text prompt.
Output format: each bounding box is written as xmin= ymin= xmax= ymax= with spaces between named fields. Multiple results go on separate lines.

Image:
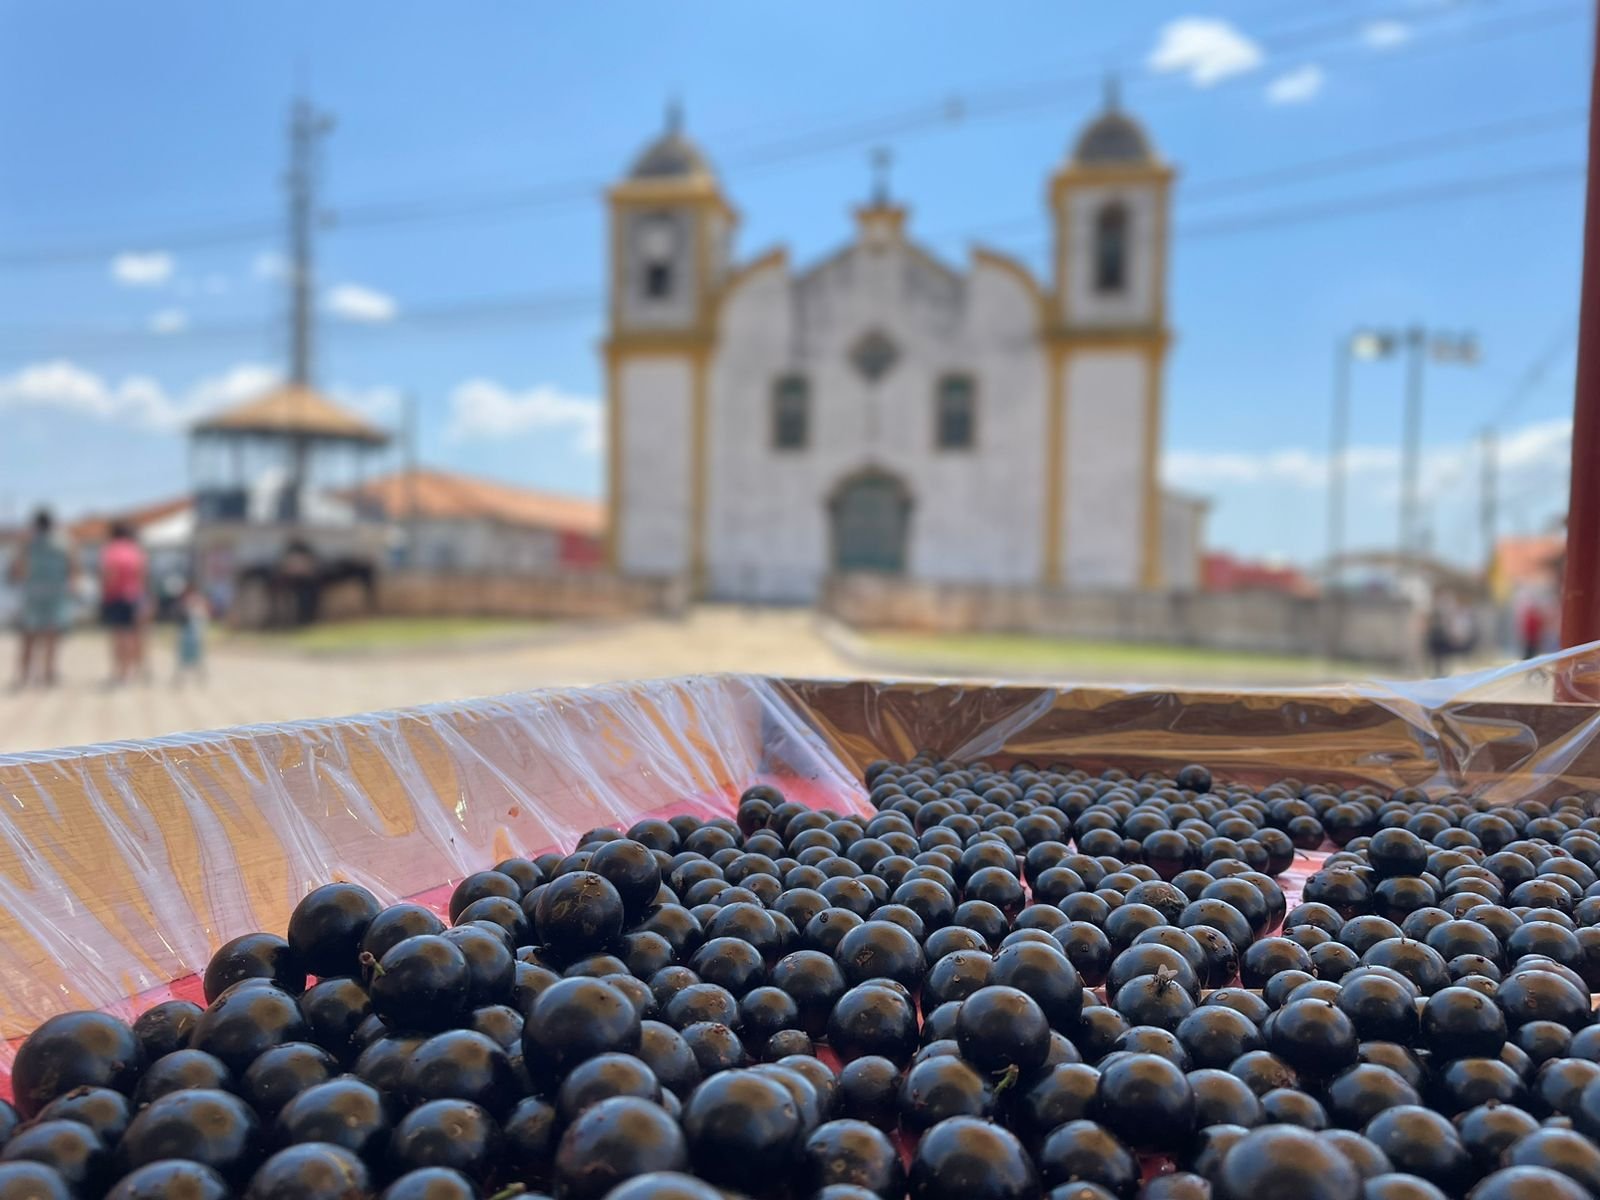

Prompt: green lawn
xmin=235 ymin=616 xmax=552 ymax=655
xmin=855 ymin=629 xmax=1372 ymax=681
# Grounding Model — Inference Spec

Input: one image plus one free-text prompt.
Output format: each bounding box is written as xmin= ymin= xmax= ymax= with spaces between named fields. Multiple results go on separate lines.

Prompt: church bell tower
xmin=1042 ymin=84 xmax=1174 ymax=591
xmin=604 ymin=106 xmax=735 ymax=590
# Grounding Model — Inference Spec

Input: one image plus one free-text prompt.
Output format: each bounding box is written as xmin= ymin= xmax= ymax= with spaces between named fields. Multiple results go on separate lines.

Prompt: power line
xmin=1180 ymin=161 xmax=1583 ymax=240
xmin=937 ymin=105 xmax=1588 ymax=245
xmin=0 ymin=157 xmax=1585 ymax=355
xmin=1184 ymin=107 xmax=1586 ymax=202
xmin=1485 ymin=324 xmax=1577 ymax=428
xmin=0 ymin=288 xmax=603 ymax=354
xmin=979 ymin=160 xmax=1583 ymax=259
xmin=0 ymin=0 xmax=1581 ymax=270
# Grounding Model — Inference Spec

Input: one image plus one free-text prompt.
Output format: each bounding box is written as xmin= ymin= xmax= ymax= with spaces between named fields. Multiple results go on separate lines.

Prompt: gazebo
xmin=188 ymin=383 xmax=395 ymax=626
xmin=191 ymin=382 xmax=391 ymax=522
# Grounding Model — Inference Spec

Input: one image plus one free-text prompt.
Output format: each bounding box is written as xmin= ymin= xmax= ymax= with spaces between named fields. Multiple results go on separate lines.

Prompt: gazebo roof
xmin=191 ymin=383 xmax=390 ymax=446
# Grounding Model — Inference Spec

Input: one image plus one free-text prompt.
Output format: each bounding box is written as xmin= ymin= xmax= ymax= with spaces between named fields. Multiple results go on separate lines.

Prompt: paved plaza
xmin=0 ymin=609 xmax=861 ymax=755
xmin=0 ymin=607 xmax=1531 ymax=756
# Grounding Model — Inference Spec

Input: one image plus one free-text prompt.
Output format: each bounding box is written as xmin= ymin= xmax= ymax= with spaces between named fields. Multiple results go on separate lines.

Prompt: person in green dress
xmin=8 ymin=508 xmax=75 ymax=688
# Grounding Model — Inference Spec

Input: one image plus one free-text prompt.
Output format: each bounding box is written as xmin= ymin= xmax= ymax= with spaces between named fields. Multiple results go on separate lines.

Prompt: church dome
xmin=628 ymin=114 xmax=716 ymax=181
xmin=1071 ymin=107 xmax=1155 ymax=167
xmin=1075 ymin=110 xmax=1152 ymax=168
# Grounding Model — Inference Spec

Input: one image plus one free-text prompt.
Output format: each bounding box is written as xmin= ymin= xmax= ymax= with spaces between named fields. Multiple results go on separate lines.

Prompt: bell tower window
xmin=634 ymin=212 xmax=681 ymax=301
xmin=645 ymin=261 xmax=672 ymax=299
xmin=1094 ymin=201 xmax=1130 ymax=295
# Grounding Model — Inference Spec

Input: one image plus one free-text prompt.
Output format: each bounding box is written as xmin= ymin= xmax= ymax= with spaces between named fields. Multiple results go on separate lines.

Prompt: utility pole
xmin=286 ymin=96 xmax=334 ymax=389
xmin=283 ymin=97 xmax=334 ymax=511
xmin=1394 ymin=328 xmax=1479 ymax=564
xmin=1325 ymin=333 xmax=1354 ymax=659
xmin=1326 ymin=335 xmax=1353 ymax=580
xmin=404 ymin=392 xmax=420 ymax=567
xmin=1479 ymin=427 xmax=1498 ymax=574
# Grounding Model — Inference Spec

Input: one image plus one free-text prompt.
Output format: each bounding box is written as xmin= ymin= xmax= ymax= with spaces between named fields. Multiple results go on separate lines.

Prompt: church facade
xmin=605 ymin=98 xmax=1198 ymax=603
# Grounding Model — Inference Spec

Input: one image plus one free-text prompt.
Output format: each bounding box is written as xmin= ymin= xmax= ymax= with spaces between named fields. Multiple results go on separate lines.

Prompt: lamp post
xmin=1329 ymin=330 xmax=1400 ymax=578
xmin=1326 ymin=329 xmax=1398 ymax=657
xmin=1399 ymin=328 xmax=1480 ymax=562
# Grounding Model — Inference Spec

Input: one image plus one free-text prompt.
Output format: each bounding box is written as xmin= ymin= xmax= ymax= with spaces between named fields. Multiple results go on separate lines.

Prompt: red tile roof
xmin=349 ymin=467 xmax=604 ymax=536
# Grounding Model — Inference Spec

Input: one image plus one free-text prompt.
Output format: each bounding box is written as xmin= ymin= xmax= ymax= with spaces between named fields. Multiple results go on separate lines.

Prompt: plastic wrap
xmin=0 ymin=643 xmax=1597 ymax=1068
xmin=0 ymin=675 xmax=865 ymax=1045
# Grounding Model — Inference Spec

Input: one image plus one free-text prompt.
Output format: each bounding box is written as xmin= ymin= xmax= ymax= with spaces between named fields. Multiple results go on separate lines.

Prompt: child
xmin=174 ymin=582 xmax=209 ymax=686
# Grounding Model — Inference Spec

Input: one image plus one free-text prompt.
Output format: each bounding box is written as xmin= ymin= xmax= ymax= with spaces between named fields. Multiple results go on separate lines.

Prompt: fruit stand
xmin=2 ymin=13 xmax=1599 ymax=1185
xmin=1 ymin=647 xmax=1599 ymax=1197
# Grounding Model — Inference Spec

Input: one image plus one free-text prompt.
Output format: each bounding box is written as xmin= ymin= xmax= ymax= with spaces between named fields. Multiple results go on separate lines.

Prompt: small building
xmin=348 ymin=466 xmax=604 ymax=575
xmin=1161 ymin=492 xmax=1209 ymax=592
xmin=1488 ymin=532 xmax=1564 ymax=606
xmin=1204 ymin=552 xmax=1318 ymax=598
xmin=606 ymin=92 xmax=1200 ymax=603
xmin=1489 ymin=531 xmax=1564 ymax=655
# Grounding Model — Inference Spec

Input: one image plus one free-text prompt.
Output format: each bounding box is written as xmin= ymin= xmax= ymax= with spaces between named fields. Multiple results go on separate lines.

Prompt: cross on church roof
xmin=871 ymin=146 xmax=893 ymax=206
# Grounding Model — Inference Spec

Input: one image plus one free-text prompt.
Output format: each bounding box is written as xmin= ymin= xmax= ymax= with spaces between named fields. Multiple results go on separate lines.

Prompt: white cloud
xmin=1497 ymin=417 xmax=1573 ymax=471
xmin=1363 ymin=20 xmax=1412 ymax=50
xmin=0 ymin=359 xmax=406 ymax=448
xmin=1266 ymin=64 xmax=1325 ymax=105
xmin=109 ymin=251 xmax=174 ymax=287
xmin=148 ymin=308 xmax=189 ymax=335
xmin=1163 ymin=418 xmax=1572 ymax=497
xmin=0 ymin=359 xmax=278 ymax=433
xmin=1147 ymin=17 xmax=1264 ymax=87
xmin=331 ymin=383 xmax=403 ymax=424
xmin=326 ymin=282 xmax=398 ymax=324
xmin=253 ymin=251 xmax=287 ymax=280
xmin=447 ymin=379 xmax=603 ymax=456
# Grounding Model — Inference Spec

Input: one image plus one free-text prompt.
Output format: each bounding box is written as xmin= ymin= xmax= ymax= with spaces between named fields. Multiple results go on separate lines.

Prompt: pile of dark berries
xmin=3 ymin=756 xmax=1600 ymax=1200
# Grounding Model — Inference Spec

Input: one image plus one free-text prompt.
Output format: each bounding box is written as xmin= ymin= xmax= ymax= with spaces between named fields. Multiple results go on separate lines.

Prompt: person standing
xmin=172 ymin=582 xmax=209 ymax=686
xmin=99 ymin=522 xmax=148 ymax=685
xmin=1518 ymin=597 xmax=1550 ymax=660
xmin=8 ymin=508 xmax=74 ymax=688
xmin=1425 ymin=593 xmax=1455 ymax=678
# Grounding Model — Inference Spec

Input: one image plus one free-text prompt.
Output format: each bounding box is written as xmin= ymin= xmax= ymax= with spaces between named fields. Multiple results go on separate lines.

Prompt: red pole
xmin=1560 ymin=9 xmax=1600 ymax=685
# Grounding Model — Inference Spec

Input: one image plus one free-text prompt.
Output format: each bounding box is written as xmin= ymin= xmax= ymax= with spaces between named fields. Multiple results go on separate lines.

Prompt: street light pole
xmin=1399 ymin=326 xmax=1427 ymax=561
xmin=1325 ymin=334 xmax=1354 ymax=658
xmin=1327 ymin=335 xmax=1353 ymax=577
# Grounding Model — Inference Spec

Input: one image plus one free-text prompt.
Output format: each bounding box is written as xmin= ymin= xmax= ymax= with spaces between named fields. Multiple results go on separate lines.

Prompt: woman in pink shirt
xmin=100 ymin=522 xmax=147 ymax=684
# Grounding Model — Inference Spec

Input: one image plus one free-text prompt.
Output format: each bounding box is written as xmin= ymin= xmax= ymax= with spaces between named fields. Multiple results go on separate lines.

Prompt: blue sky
xmin=0 ymin=0 xmax=1588 ymax=567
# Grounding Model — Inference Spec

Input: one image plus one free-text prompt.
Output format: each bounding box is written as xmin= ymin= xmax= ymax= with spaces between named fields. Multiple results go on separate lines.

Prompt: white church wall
xmin=702 ymin=239 xmax=1046 ymax=602
xmin=705 ymin=259 xmax=822 ymax=601
xmin=1062 ymin=350 xmax=1146 ymax=588
xmin=909 ymin=258 xmax=1046 ymax=587
xmin=617 ymin=355 xmax=694 ymax=577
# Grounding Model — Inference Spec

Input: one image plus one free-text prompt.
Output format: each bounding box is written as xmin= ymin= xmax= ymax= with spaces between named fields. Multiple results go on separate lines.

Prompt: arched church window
xmin=936 ymin=375 xmax=976 ymax=450
xmin=772 ymin=374 xmax=809 ymax=451
xmin=1094 ymin=201 xmax=1130 ymax=295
